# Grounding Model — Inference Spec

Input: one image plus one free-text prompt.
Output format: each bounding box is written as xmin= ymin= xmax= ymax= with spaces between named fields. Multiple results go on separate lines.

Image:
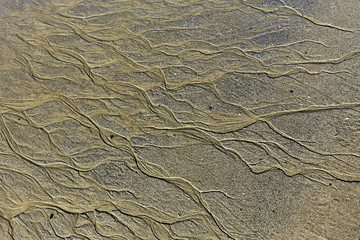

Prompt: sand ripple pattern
xmin=0 ymin=0 xmax=359 ymax=239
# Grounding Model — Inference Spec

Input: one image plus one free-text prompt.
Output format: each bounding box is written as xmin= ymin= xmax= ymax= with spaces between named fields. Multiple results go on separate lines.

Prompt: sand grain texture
xmin=0 ymin=0 xmax=359 ymax=239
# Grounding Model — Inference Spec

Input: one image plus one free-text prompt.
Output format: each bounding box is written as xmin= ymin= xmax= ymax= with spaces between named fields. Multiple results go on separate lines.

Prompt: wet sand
xmin=0 ymin=0 xmax=359 ymax=239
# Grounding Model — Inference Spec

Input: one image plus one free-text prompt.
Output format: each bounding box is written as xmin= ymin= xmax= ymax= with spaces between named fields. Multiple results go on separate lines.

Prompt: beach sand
xmin=0 ymin=0 xmax=359 ymax=239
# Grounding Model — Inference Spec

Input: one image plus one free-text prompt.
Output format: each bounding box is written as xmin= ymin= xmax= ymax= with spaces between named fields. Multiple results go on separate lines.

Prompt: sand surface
xmin=0 ymin=0 xmax=359 ymax=239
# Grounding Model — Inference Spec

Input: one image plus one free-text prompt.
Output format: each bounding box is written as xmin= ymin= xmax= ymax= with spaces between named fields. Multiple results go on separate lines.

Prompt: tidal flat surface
xmin=0 ymin=0 xmax=359 ymax=239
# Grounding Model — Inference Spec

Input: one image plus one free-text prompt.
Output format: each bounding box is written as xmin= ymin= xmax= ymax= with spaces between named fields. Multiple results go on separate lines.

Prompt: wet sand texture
xmin=0 ymin=0 xmax=359 ymax=239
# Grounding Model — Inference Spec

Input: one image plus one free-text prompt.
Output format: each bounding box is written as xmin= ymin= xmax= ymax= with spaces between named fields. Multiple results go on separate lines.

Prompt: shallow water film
xmin=0 ymin=0 xmax=359 ymax=239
